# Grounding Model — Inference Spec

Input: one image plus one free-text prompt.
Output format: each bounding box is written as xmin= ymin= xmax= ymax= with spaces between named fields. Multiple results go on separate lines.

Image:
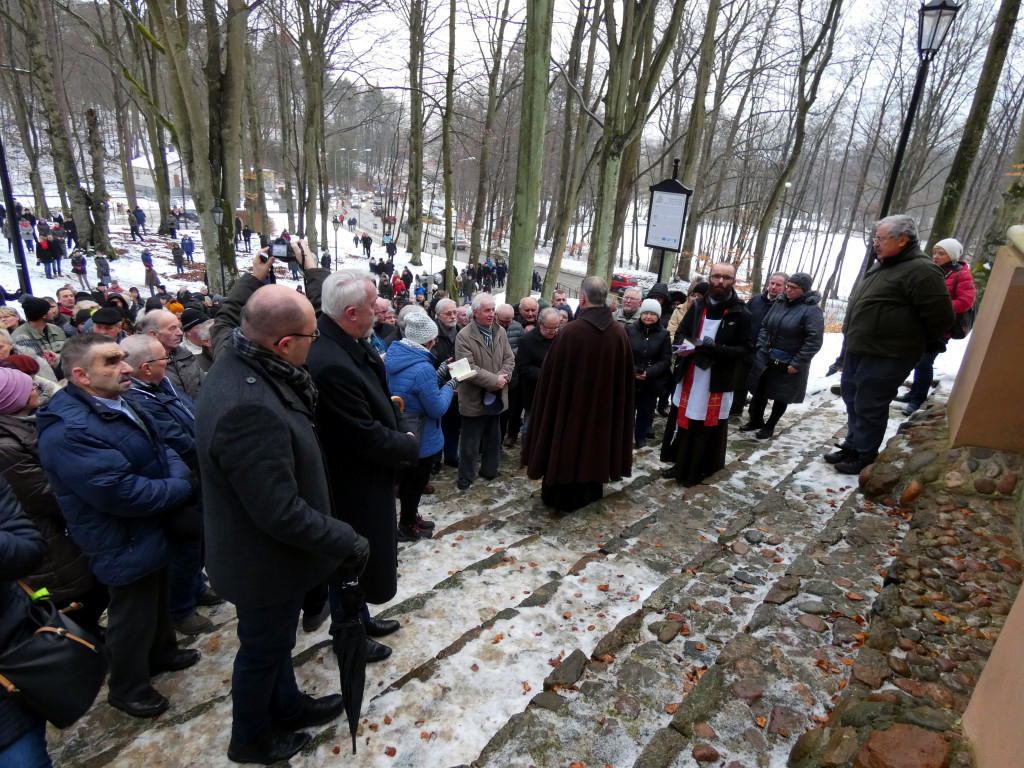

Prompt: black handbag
xmin=0 ymin=584 xmax=108 ymax=728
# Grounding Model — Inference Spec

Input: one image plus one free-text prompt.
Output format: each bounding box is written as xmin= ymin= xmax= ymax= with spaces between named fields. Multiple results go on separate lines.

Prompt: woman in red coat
xmin=896 ymin=237 xmax=975 ymax=414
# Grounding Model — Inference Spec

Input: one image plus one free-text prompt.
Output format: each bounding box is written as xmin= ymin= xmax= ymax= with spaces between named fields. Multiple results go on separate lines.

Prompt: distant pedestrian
xmin=133 ymin=205 xmax=147 ymax=236
xmin=94 ymin=251 xmax=111 ymax=285
xmin=361 ymin=233 xmax=372 ymax=258
xmin=165 ymin=212 xmax=177 ymax=240
xmin=172 ymin=244 xmax=185 ymax=274
xmin=70 ymin=249 xmax=91 ymax=290
xmin=180 ymin=234 xmax=194 ymax=264
xmin=242 ymin=225 xmax=252 ymax=253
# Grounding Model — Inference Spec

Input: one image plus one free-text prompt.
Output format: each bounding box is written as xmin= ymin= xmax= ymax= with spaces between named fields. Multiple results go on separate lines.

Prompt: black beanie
xmin=23 ymin=296 xmax=51 ymax=322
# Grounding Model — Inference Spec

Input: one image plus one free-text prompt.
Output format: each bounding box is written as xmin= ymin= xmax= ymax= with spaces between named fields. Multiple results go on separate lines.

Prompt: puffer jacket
xmin=124 ymin=378 xmax=197 ymax=470
xmin=843 ymin=244 xmax=954 ymax=362
xmin=0 ymin=476 xmax=46 ymax=752
xmin=0 ymin=415 xmax=94 ymax=602
xmin=747 ymin=289 xmax=825 ymax=404
xmin=384 ymin=339 xmax=454 ymax=458
xmin=626 ymin=320 xmax=671 ymax=394
xmin=35 ymin=384 xmax=192 ymax=587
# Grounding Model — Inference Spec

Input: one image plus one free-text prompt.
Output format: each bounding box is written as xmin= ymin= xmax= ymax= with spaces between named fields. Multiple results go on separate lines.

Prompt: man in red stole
xmin=522 ymin=276 xmax=634 ymax=513
xmin=660 ymin=263 xmax=751 ymax=486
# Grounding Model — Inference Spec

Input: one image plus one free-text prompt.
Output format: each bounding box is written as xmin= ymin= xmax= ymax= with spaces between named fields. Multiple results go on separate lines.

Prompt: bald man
xmin=196 ymin=282 xmax=367 ymax=764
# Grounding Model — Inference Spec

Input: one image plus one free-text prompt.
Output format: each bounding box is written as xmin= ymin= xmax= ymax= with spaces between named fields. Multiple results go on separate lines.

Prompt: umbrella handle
xmin=391 ymin=395 xmax=404 ymax=412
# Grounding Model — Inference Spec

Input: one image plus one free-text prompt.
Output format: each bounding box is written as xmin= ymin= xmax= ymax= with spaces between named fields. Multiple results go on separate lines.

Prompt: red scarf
xmin=676 ymin=307 xmax=724 ymax=429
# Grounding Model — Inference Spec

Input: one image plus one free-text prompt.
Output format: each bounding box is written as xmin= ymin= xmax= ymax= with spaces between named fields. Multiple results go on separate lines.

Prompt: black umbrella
xmin=331 ymin=579 xmax=366 ymax=755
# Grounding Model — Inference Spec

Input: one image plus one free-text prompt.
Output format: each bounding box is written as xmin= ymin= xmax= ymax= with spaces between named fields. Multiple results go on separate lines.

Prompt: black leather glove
xmin=338 ymin=534 xmax=370 ymax=582
xmin=184 ymin=472 xmax=201 ymax=500
xmin=698 ymin=335 xmax=716 ymax=351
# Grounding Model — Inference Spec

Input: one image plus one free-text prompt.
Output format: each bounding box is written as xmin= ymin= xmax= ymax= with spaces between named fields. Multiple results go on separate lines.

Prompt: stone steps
xmin=47 ymin=389 xmax=869 ymax=768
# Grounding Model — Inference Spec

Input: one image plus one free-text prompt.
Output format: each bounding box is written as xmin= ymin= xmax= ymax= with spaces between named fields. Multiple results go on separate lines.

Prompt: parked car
xmin=454 ymin=236 xmax=469 ymax=251
xmin=611 ymin=272 xmax=638 ymax=296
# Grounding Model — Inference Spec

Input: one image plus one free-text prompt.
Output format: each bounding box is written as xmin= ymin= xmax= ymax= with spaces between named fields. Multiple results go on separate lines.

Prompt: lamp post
xmin=332 ymin=215 xmax=341 ymax=269
xmin=879 ymin=0 xmax=961 ymax=219
xmin=211 ymin=203 xmax=226 ymax=293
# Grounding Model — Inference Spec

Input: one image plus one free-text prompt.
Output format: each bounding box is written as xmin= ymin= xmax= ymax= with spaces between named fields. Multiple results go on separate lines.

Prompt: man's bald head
xmin=241 ymin=285 xmax=315 ymax=349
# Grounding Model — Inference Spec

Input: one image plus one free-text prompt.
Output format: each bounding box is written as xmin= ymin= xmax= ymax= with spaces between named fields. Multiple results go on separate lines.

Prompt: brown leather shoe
xmin=502 ymin=436 xmax=516 ymax=447
xmin=422 ymin=484 xmax=435 ymax=495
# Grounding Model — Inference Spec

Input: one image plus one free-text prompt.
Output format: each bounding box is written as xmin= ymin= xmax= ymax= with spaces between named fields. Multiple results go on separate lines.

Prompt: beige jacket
xmin=455 ymin=321 xmax=515 ymax=417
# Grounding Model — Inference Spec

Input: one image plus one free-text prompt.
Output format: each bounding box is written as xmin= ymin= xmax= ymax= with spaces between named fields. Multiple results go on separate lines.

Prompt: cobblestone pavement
xmin=46 ymin=389 xmax=1021 ymax=768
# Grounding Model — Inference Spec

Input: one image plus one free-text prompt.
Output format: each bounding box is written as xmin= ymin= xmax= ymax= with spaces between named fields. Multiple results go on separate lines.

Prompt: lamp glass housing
xmin=918 ymin=0 xmax=960 ymax=59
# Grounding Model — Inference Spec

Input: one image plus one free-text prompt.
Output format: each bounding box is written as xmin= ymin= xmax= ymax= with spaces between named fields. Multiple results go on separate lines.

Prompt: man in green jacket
xmin=827 ymin=214 xmax=954 ymax=475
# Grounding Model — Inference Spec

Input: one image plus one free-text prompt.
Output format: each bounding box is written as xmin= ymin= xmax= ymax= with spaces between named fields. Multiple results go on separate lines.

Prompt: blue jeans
xmin=42 ymin=262 xmax=52 ymax=279
xmin=0 ymin=722 xmax=51 ymax=768
xmin=907 ymin=350 xmax=940 ymax=409
xmin=232 ymin=597 xmax=304 ymax=744
xmin=840 ymin=352 xmax=914 ymax=461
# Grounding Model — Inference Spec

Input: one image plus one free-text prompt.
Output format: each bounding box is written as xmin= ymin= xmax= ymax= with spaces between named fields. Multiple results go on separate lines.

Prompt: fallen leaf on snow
xmin=664 ymin=703 xmax=680 ymax=714
xmin=385 ymin=746 xmax=396 ymax=757
xmin=598 ymin=584 xmax=610 ymax=591
xmin=492 ymin=634 xmax=503 ymax=644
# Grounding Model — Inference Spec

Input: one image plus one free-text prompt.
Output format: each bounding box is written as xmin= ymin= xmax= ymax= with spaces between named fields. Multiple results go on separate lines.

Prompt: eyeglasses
xmin=539 ymin=325 xmax=560 ymax=334
xmin=708 ymin=274 xmax=734 ymax=282
xmin=144 ymin=356 xmax=171 ymax=365
xmin=275 ymin=329 xmax=320 ymax=345
xmin=872 ymin=235 xmax=900 ymax=243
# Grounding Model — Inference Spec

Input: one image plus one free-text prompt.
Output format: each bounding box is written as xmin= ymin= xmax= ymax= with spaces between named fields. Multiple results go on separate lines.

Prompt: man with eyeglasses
xmin=136 ymin=308 xmax=205 ymax=399
xmin=614 ymin=287 xmax=643 ymax=326
xmin=196 ymin=278 xmax=368 ymax=764
xmin=829 ymin=214 xmax=953 ymax=475
xmin=660 ymin=263 xmax=751 ymax=487
xmin=121 ymin=334 xmax=221 ymax=637
xmin=37 ymin=333 xmax=200 ymax=719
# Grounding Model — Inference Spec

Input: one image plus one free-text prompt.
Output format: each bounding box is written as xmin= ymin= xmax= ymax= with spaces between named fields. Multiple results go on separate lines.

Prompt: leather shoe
xmin=893 ymin=392 xmax=912 ymax=403
xmin=108 ymin=687 xmax=169 ymax=718
xmin=835 ymin=455 xmax=873 ymax=475
xmin=227 ymin=727 xmax=310 ymax=765
xmin=422 ymin=483 xmax=435 ymax=495
xmin=196 ymin=587 xmax=225 ymax=606
xmin=273 ymin=693 xmax=344 ymax=730
xmin=738 ymin=421 xmax=764 ymax=432
xmin=365 ymin=617 xmax=400 ymax=637
xmin=301 ymin=602 xmax=330 ymax=633
xmin=457 ymin=478 xmax=471 ymax=491
xmin=660 ymin=467 xmax=676 ymax=480
xmin=365 ymin=637 xmax=392 ymax=663
xmin=151 ymin=648 xmax=201 ymax=674
xmin=823 ymin=446 xmax=856 ymax=465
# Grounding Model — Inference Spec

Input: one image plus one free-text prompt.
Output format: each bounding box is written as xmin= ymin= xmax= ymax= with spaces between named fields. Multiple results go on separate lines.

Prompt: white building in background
xmin=130 ymin=153 xmax=276 ymax=204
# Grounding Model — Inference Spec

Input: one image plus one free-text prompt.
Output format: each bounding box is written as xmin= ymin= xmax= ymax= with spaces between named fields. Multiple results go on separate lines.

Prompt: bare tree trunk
xmin=442 ymin=0 xmax=457 ymax=296
xmin=928 ymin=0 xmax=1021 ymax=249
xmin=20 ymin=0 xmax=91 ymax=242
xmin=586 ymin=0 xmax=689 ymax=281
xmin=506 ymin=0 xmax=555 ymax=304
xmin=0 ymin=24 xmax=49 ymax=217
xmin=85 ymin=109 xmax=113 ymax=255
xmin=469 ymin=0 xmax=513 ymax=269
xmin=406 ymin=0 xmax=425 ymax=267
xmin=750 ymin=0 xmax=843 ymax=293
xmin=666 ymin=0 xmax=720 ymax=281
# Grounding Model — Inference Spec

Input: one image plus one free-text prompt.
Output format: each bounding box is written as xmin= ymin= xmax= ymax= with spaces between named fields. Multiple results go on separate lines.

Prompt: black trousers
xmin=840 ymin=352 xmax=913 ymax=461
xmin=105 ymin=567 xmax=179 ymax=701
xmin=398 ymin=455 xmax=434 ymax=526
xmin=501 ymin=382 xmax=524 ymax=441
xmin=231 ymin=596 xmax=305 ymax=743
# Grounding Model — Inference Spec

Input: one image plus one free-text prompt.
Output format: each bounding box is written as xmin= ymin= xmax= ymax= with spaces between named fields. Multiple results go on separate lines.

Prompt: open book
xmin=449 ymin=358 xmax=478 ymax=381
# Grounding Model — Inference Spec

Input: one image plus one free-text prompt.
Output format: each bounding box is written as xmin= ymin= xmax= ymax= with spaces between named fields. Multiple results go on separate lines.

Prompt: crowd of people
xmin=0 ymin=211 xmax=971 ymax=765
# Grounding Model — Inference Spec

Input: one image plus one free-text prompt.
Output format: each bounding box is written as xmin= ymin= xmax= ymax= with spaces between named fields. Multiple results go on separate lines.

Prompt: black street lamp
xmin=332 ymin=215 xmax=341 ymax=269
xmin=211 ymin=203 xmax=226 ymax=293
xmin=878 ymin=0 xmax=961 ymax=219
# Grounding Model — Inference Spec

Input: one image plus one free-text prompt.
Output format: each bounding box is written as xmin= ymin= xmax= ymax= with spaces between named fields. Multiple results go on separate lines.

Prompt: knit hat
xmin=180 ymin=308 xmax=206 ymax=332
xmin=0 ymin=368 xmax=33 ymax=415
xmin=22 ymin=296 xmax=51 ymax=322
xmin=403 ymin=310 xmax=438 ymax=345
xmin=788 ymin=272 xmax=813 ymax=292
xmin=91 ymin=307 xmax=123 ymax=326
xmin=0 ymin=355 xmax=40 ymax=376
xmin=74 ymin=309 xmax=94 ymax=326
xmin=167 ymin=301 xmax=185 ymax=315
xmin=933 ymin=238 xmax=963 ymax=262
xmin=689 ymin=281 xmax=710 ymax=298
xmin=639 ymin=298 xmax=662 ymax=318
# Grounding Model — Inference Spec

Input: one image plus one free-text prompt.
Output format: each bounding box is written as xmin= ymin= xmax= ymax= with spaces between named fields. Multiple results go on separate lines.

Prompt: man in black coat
xmin=196 ymin=283 xmax=367 ymax=765
xmin=304 ymin=268 xmax=419 ymax=663
xmin=731 ymin=271 xmax=786 ymax=417
xmin=514 ymin=307 xmax=560 ymax=438
xmin=661 ymin=263 xmax=751 ymax=486
xmin=433 ymin=298 xmax=461 ymax=467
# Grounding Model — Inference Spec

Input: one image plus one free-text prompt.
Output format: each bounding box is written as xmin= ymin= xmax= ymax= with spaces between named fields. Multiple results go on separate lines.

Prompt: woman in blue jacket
xmin=384 ymin=310 xmax=456 ymax=541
